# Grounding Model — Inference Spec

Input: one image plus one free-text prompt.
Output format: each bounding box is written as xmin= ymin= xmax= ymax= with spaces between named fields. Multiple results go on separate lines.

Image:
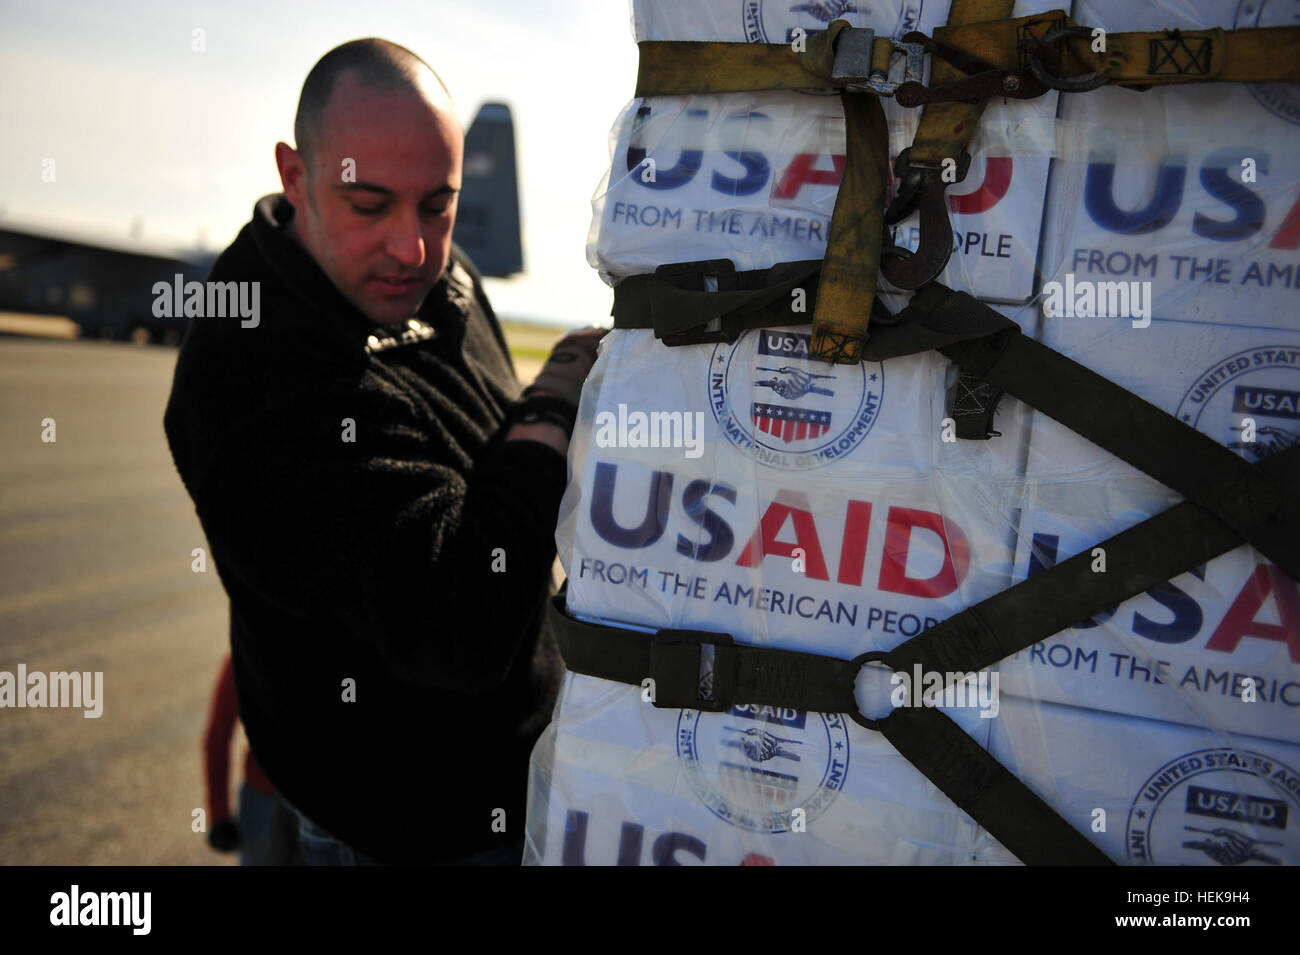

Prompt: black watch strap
xmin=505 ymin=393 xmax=577 ymax=435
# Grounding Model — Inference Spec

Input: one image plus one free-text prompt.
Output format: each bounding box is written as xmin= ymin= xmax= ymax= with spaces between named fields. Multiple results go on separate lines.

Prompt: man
xmin=164 ymin=38 xmax=602 ymax=865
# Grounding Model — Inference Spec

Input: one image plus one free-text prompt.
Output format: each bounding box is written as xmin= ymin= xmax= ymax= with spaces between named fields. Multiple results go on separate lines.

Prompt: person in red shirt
xmin=203 ymin=655 xmax=299 ymax=865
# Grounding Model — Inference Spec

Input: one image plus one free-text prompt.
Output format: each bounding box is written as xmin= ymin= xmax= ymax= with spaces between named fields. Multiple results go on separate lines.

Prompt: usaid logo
xmin=1185 ymin=784 xmax=1289 ymax=830
xmin=1127 ymin=748 xmax=1300 ymax=865
xmin=731 ymin=701 xmax=808 ymax=729
xmin=1176 ymin=346 xmax=1300 ymax=462
xmin=709 ymin=329 xmax=882 ymax=469
xmin=1232 ymin=385 xmax=1300 ymax=421
xmin=742 ymin=0 xmax=924 ymax=46
xmin=677 ymin=673 xmax=849 ymax=834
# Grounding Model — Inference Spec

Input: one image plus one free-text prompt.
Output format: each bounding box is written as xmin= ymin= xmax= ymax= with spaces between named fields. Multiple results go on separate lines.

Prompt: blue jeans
xmin=290 ymin=806 xmax=522 ymax=866
xmin=238 ymin=783 xmax=299 ymax=866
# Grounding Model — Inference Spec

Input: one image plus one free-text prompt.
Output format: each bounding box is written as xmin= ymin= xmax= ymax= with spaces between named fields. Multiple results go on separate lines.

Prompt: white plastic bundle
xmin=588 ymin=0 xmax=1060 ymax=303
xmin=525 ymin=0 xmax=1300 ymax=866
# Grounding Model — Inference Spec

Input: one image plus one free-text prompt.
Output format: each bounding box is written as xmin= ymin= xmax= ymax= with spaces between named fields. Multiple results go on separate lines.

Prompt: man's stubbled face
xmin=280 ymin=72 xmax=463 ymax=326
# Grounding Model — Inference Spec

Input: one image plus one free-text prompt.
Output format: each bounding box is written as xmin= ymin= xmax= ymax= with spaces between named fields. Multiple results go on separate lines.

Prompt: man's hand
xmin=508 ymin=326 xmax=607 ymax=454
xmin=522 ymin=326 xmax=606 ymax=408
xmin=208 ymin=818 xmax=240 ymax=852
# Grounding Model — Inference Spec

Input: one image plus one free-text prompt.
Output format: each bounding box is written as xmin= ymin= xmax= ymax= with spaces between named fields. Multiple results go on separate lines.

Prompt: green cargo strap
xmin=610 ymin=259 xmax=1007 ymax=357
xmin=897 ymin=284 xmax=1300 ymax=580
xmin=612 ymin=259 xmax=822 ymax=343
xmin=886 ymin=446 xmax=1300 ymax=678
xmin=549 ymin=605 xmax=858 ymax=714
xmin=877 ymin=704 xmax=1110 ymax=865
xmin=547 ymin=591 xmax=1113 ymax=866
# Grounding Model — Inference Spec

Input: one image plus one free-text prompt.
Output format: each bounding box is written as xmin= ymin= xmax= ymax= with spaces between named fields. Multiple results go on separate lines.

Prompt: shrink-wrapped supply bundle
xmin=525 ymin=0 xmax=1300 ymax=865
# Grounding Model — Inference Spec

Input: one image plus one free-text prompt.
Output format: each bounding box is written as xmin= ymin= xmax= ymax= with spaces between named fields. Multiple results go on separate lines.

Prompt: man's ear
xmin=275 ymin=142 xmax=309 ymax=210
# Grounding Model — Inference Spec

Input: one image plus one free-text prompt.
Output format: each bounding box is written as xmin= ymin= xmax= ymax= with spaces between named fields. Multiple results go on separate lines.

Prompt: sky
xmin=0 ymin=0 xmax=640 ymax=327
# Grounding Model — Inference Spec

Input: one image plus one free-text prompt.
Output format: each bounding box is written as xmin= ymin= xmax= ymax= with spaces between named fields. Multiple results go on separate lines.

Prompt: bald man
xmin=164 ymin=38 xmax=602 ymax=865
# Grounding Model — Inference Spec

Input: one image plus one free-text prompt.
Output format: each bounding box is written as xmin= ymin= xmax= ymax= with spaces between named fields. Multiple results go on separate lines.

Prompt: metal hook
xmin=1021 ymin=25 xmax=1109 ymax=92
xmin=880 ymin=149 xmax=968 ymax=289
xmin=891 ymin=31 xmax=1051 ymax=106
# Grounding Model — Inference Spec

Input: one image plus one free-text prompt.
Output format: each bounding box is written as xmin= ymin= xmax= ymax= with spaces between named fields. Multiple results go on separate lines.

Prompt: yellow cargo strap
xmin=812 ymin=91 xmax=889 ymax=364
xmin=632 ymin=14 xmax=1300 ymax=362
xmin=636 ymin=21 xmax=889 ymax=363
xmin=635 ymin=18 xmax=844 ymax=96
xmin=632 ymin=16 xmax=1300 ymax=102
xmin=909 ymin=0 xmax=1013 ymax=167
xmin=944 ymin=12 xmax=1300 ymax=87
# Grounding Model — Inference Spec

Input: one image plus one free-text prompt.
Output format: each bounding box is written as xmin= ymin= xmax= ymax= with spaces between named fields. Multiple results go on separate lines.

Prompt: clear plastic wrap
xmin=526 ymin=0 xmax=1300 ymax=866
xmin=588 ymin=0 xmax=1059 ymax=302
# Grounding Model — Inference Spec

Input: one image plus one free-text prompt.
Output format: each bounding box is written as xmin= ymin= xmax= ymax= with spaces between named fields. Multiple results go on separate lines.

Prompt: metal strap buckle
xmin=654 ymin=258 xmax=747 ymax=346
xmin=648 ymin=629 xmax=737 ymax=711
xmin=892 ymin=30 xmax=1049 ymax=106
xmin=661 ymin=314 xmax=745 ymax=347
xmin=832 ymin=28 xmax=926 ymax=97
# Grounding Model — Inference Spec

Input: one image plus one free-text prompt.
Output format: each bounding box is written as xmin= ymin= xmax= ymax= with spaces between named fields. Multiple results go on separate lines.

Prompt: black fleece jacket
xmin=164 ymin=194 xmax=566 ymax=863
